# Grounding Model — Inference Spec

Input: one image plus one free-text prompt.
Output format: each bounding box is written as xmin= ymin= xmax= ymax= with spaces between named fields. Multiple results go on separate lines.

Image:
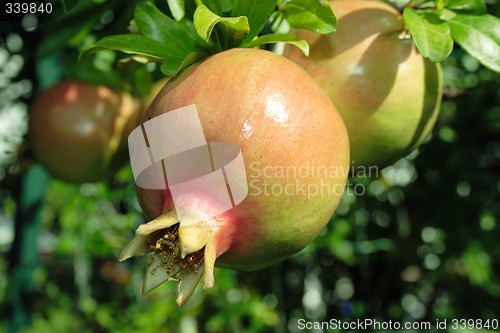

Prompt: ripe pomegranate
xmin=119 ymin=48 xmax=350 ymax=305
xmin=284 ymin=0 xmax=443 ymax=168
xmin=28 ymin=81 xmax=140 ymax=183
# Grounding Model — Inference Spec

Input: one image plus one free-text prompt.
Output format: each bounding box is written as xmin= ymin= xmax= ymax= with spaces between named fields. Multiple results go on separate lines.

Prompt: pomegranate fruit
xmin=119 ymin=48 xmax=350 ymax=305
xmin=28 ymin=81 xmax=140 ymax=183
xmin=284 ymin=0 xmax=443 ymax=168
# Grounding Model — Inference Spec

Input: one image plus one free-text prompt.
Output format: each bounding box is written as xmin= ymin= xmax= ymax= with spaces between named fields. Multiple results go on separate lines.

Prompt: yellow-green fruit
xmin=284 ymin=0 xmax=442 ymax=168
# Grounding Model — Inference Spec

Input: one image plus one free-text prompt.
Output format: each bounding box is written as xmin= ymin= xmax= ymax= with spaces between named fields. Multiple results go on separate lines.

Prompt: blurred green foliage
xmin=1 ymin=0 xmax=499 ymax=332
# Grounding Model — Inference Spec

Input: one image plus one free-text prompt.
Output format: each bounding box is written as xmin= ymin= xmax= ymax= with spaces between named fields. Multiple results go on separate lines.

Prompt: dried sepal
xmin=118 ymin=235 xmax=151 ymax=262
xmin=136 ymin=211 xmax=179 ymax=236
xmin=179 ymin=219 xmax=212 ymax=258
xmin=203 ymin=236 xmax=217 ymax=289
xmin=176 ymin=265 xmax=204 ymax=306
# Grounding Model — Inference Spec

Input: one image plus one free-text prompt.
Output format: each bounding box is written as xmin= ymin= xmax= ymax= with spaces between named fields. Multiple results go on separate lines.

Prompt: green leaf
xmin=81 ymin=34 xmax=203 ymax=78
xmin=160 ymin=51 xmax=206 ymax=76
xmin=37 ymin=21 xmax=95 ymax=58
xmin=81 ymin=2 xmax=213 ymax=79
xmin=444 ymin=0 xmax=486 ymax=14
xmin=450 ymin=14 xmax=500 ymax=46
xmin=439 ymin=8 xmax=457 ymax=20
xmin=178 ymin=18 xmax=213 ymax=50
xmin=403 ymin=8 xmax=454 ymax=62
xmin=281 ymin=0 xmax=337 ymax=34
xmin=448 ymin=14 xmax=500 ymax=72
xmin=218 ymin=0 xmax=234 ymax=14
xmin=80 ymin=34 xmax=178 ymax=60
xmin=232 ymin=0 xmax=277 ymax=43
xmin=167 ymin=0 xmax=185 ymax=21
xmin=35 ymin=0 xmax=111 ymax=58
xmin=134 ymin=2 xmax=194 ymax=53
xmin=71 ymin=55 xmax=128 ymax=92
xmin=269 ymin=11 xmax=291 ymax=34
xmin=242 ymin=33 xmax=309 ymax=56
xmin=193 ymin=5 xmax=250 ymax=45
xmin=201 ymin=0 xmax=233 ymax=16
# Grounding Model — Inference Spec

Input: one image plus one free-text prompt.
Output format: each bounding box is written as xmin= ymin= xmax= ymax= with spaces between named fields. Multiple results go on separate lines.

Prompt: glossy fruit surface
xmin=284 ymin=0 xmax=443 ymax=168
xmin=120 ymin=48 xmax=350 ymax=305
xmin=29 ymin=81 xmax=139 ymax=183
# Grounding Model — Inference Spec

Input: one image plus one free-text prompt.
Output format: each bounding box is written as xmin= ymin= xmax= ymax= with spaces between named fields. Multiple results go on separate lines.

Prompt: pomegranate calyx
xmin=178 ymin=217 xmax=212 ymax=258
xmin=177 ymin=264 xmax=204 ymax=306
xmin=118 ymin=211 xmax=218 ymax=305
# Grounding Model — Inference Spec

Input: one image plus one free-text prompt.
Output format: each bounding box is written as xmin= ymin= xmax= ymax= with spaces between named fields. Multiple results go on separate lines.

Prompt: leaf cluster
xmin=80 ymin=0 xmax=500 ymax=76
xmin=401 ymin=0 xmax=499 ymax=72
xmin=81 ymin=0 xmax=338 ymax=76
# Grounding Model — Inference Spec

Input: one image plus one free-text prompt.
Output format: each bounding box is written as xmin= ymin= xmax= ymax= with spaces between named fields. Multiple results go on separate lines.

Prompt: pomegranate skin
xmin=29 ymin=81 xmax=140 ymax=183
xmin=138 ymin=48 xmax=350 ymax=271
